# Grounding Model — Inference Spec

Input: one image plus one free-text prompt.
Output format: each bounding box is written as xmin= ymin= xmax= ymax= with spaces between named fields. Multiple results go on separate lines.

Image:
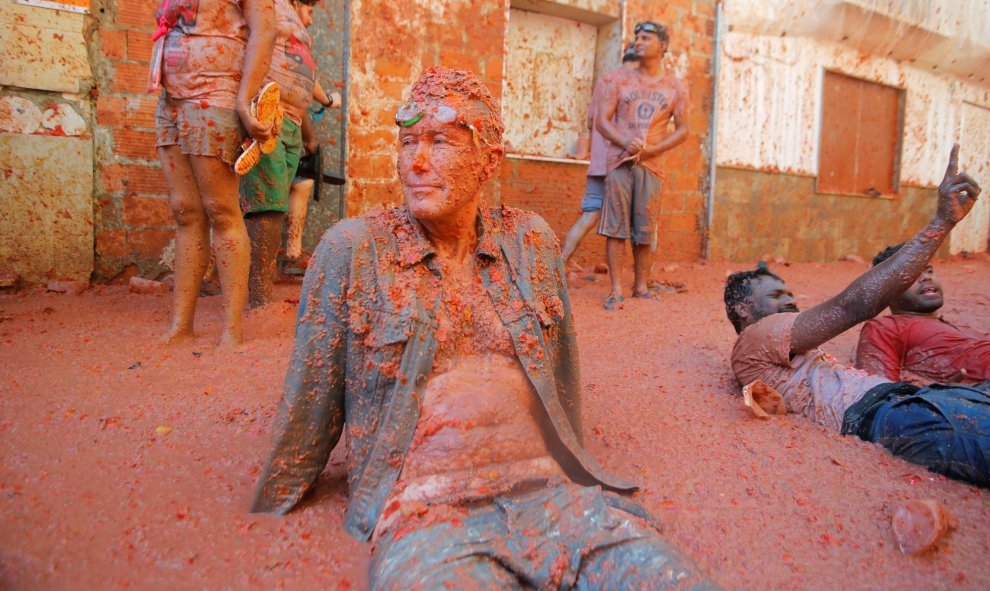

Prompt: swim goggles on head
xmin=395 ymin=101 xmax=459 ymax=127
xmin=634 ymin=21 xmax=666 ymax=37
xmin=394 ymin=100 xmax=484 ymax=148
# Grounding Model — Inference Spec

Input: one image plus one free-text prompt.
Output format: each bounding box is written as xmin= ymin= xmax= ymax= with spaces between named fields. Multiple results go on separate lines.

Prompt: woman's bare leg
xmin=189 ymin=155 xmax=250 ymax=347
xmin=160 ymin=146 xmax=210 ymax=344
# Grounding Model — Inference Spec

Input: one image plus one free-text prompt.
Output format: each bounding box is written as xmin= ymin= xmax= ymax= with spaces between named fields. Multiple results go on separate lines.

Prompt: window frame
xmin=815 ymin=69 xmax=905 ymax=199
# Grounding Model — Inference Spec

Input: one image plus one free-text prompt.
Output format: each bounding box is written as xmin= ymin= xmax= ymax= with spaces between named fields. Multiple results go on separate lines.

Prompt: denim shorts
xmin=580 ymin=175 xmax=606 ymax=212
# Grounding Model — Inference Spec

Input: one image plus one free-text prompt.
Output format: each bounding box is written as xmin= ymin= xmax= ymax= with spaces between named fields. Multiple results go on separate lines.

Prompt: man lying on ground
xmin=724 ymin=145 xmax=989 ymax=488
xmin=251 ymin=67 xmax=716 ymax=590
xmin=855 ymin=244 xmax=990 ymax=385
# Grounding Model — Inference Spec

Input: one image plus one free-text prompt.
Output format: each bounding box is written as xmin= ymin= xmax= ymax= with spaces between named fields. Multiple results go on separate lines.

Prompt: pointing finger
xmin=945 ymin=143 xmax=959 ymax=179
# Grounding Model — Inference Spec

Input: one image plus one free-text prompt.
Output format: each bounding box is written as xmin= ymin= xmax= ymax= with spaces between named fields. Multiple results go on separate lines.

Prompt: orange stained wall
xmin=88 ymin=0 xmax=717 ymax=278
xmin=346 ymin=0 xmax=716 ymax=265
xmin=91 ymin=0 xmax=174 ymax=279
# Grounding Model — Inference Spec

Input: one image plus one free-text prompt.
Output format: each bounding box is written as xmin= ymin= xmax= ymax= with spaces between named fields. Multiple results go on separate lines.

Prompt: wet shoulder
xmin=316 ymin=215 xmax=373 ymax=252
xmin=493 ymin=205 xmax=555 ymax=240
xmin=732 ymin=312 xmax=799 ymax=366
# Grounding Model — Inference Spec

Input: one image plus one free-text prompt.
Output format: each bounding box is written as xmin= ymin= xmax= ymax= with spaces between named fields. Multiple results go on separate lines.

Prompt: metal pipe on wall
xmin=703 ymin=0 xmax=722 ymax=260
xmin=338 ymin=0 xmax=351 ymax=222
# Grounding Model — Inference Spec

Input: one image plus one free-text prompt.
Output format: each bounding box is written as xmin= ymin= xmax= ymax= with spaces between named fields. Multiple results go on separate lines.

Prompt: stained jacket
xmin=250 ymin=205 xmax=635 ymax=541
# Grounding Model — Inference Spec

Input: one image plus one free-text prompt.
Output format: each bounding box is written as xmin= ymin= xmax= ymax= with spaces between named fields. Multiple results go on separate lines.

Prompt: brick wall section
xmin=625 ymin=0 xmax=716 ymax=261
xmin=499 ymin=159 xmax=603 ymax=265
xmin=90 ymin=0 xmax=172 ymax=279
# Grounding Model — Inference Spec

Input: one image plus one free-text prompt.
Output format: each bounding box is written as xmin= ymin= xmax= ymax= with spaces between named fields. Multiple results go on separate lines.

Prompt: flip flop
xmin=234 ymin=138 xmax=262 ymax=175
xmin=647 ymin=279 xmax=687 ymax=294
xmin=234 ymin=82 xmax=282 ymax=175
xmin=603 ymin=293 xmax=624 ymax=310
xmin=631 ymin=290 xmax=662 ymax=300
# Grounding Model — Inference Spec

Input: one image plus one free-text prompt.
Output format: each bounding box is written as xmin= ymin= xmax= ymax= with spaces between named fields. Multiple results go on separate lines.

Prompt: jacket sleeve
xmin=855 ymin=318 xmax=902 ymax=381
xmin=249 ymin=222 xmax=356 ymax=514
xmin=535 ymin=219 xmax=584 ymax=444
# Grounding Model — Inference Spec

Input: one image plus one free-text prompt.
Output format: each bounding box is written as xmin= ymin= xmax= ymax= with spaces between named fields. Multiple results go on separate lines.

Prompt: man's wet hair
xmin=872 ymin=243 xmax=904 ymax=267
xmin=724 ymin=264 xmax=785 ymax=334
xmin=406 ymin=67 xmax=504 ymax=148
xmin=634 ymin=21 xmax=669 ymax=44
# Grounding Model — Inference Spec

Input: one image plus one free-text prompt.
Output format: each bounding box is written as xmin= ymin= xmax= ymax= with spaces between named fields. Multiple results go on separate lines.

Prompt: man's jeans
xmin=369 ymin=483 xmax=719 ymax=591
xmin=843 ymin=381 xmax=990 ymax=488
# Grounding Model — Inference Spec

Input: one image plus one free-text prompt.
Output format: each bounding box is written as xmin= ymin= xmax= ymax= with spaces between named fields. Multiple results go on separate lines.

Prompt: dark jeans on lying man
xmin=369 ymin=482 xmax=720 ymax=591
xmin=843 ymin=380 xmax=990 ymax=488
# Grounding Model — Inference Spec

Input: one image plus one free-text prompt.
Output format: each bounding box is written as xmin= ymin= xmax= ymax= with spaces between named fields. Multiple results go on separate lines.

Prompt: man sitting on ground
xmin=855 ymin=244 xmax=990 ymax=385
xmin=251 ymin=67 xmax=716 ymax=590
xmin=723 ymin=145 xmax=989 ymax=488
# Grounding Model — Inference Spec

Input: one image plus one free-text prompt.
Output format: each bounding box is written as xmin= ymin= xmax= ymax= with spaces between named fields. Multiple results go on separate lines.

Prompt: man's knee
xmin=577 ymin=535 xmax=719 ymax=591
xmin=870 ymin=388 xmax=990 ymax=487
xmin=370 ymin=546 xmax=519 ymax=591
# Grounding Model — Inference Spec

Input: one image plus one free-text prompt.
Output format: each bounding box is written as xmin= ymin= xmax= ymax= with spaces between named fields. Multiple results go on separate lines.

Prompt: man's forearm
xmin=841 ymin=217 xmax=953 ymax=322
xmin=595 ymin=110 xmax=628 ymax=150
xmin=639 ymin=125 xmax=687 ymax=159
xmin=235 ymin=0 xmax=276 ymax=115
xmin=790 ymin=144 xmax=979 ymax=355
xmin=301 ymin=114 xmax=315 ymax=145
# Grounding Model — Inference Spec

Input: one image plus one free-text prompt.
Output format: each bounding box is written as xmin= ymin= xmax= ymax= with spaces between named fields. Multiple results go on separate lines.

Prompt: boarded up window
xmin=952 ymin=102 xmax=990 ymax=253
xmin=818 ymin=71 xmax=903 ymax=196
xmin=503 ymin=9 xmax=597 ymax=158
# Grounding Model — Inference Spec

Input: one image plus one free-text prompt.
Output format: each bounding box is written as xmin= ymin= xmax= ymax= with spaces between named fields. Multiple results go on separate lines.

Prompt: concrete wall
xmin=713 ymin=0 xmax=990 ymax=261
xmin=300 ymin=0 xmax=348 ymax=254
xmin=711 ymin=167 xmax=943 ymax=263
xmin=0 ymin=0 xmax=94 ymax=286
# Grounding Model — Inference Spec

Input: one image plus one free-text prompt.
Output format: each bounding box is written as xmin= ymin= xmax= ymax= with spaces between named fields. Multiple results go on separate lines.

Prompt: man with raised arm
xmin=251 ymin=67 xmax=716 ymax=590
xmin=724 ymin=145 xmax=989 ymax=488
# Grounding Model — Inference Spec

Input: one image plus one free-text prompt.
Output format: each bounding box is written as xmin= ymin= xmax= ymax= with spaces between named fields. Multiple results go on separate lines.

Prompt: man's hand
xmin=625 ymin=137 xmax=644 ymax=155
xmin=304 ymin=137 xmax=319 ymax=155
xmin=936 ymin=144 xmax=981 ymax=226
xmin=237 ymin=106 xmax=274 ymax=143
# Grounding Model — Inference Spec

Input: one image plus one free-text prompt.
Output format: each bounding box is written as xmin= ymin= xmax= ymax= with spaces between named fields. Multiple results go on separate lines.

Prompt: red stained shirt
xmin=731 ymin=313 xmax=887 ymax=432
xmin=159 ymin=0 xmax=249 ymax=110
xmin=856 ymin=314 xmax=990 ymax=385
xmin=265 ymin=0 xmax=316 ymax=124
xmin=599 ymin=68 xmax=689 ymax=180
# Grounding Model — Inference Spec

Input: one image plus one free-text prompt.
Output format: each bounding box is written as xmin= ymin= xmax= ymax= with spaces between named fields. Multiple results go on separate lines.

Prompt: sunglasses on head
xmin=634 ymin=22 xmax=665 ymax=36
